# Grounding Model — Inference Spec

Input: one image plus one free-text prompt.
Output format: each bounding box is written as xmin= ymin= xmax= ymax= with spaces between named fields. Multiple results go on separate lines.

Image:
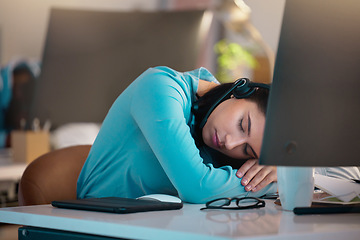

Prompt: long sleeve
xmin=130 ymin=67 xmax=276 ymax=203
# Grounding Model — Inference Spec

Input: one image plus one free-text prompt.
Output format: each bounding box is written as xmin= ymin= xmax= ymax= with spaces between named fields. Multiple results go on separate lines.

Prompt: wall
xmin=0 ymin=0 xmax=160 ymax=65
xmin=245 ymin=0 xmax=285 ymax=56
xmin=0 ymin=0 xmax=285 ymax=65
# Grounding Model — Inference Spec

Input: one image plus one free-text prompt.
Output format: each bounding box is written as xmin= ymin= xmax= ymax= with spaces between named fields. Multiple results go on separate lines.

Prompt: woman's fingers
xmin=236 ymin=159 xmax=277 ymax=192
xmin=248 ymin=167 xmax=277 ymax=192
xmin=236 ymin=159 xmax=257 ymax=179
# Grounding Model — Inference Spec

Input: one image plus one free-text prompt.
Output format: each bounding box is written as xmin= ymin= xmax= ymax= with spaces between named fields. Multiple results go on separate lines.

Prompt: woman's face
xmin=202 ymin=98 xmax=265 ymax=160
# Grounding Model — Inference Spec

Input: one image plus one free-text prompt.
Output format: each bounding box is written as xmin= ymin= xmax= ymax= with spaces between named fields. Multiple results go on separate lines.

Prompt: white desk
xmin=0 ymin=148 xmax=26 ymax=181
xmin=0 ymin=200 xmax=359 ymax=240
xmin=0 ymin=149 xmax=26 ymax=205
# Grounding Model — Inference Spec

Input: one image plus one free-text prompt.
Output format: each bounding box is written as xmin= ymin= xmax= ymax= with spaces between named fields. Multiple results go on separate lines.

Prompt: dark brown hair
xmin=193 ymin=82 xmax=270 ymax=131
xmin=191 ymin=81 xmax=270 ymax=167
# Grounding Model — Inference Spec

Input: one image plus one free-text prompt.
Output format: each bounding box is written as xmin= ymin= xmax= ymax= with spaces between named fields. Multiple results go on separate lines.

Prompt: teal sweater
xmin=77 ymin=66 xmax=277 ymax=203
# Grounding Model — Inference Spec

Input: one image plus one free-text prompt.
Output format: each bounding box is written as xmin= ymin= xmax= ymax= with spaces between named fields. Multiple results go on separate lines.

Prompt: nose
xmin=224 ymin=134 xmax=247 ymax=150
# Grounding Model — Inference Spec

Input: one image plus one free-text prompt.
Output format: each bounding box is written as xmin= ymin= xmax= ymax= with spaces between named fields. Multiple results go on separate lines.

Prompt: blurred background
xmin=0 ymin=0 xmax=285 ymax=149
xmin=0 ymin=0 xmax=285 ymax=237
xmin=0 ymin=0 xmax=284 ymax=67
xmin=0 ymin=0 xmax=285 ymax=223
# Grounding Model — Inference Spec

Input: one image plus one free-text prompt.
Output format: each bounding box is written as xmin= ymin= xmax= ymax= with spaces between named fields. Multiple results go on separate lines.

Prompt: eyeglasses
xmin=200 ymin=197 xmax=265 ymax=210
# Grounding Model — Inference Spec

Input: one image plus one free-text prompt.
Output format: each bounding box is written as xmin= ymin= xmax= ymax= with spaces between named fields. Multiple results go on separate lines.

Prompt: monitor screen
xmin=259 ymin=0 xmax=360 ymax=166
xmin=30 ymin=8 xmax=215 ymax=129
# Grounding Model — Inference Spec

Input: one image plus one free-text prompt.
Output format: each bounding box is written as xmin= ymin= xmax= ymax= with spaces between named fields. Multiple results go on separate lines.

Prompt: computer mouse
xmin=137 ymin=194 xmax=182 ymax=203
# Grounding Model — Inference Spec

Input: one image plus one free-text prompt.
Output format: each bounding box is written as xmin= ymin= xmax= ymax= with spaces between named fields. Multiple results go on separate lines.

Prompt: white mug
xmin=277 ymin=166 xmax=314 ymax=211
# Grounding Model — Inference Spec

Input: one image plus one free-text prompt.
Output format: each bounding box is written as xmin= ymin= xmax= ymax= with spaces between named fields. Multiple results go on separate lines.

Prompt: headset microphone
xmin=198 ymin=78 xmax=270 ymax=129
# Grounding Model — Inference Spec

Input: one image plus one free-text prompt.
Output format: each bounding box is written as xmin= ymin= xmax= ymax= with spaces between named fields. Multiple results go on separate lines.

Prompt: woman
xmin=77 ymin=66 xmax=277 ymax=203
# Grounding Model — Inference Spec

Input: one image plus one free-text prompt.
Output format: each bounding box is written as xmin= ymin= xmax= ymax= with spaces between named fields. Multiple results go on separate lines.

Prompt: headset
xmin=197 ymin=78 xmax=270 ymax=129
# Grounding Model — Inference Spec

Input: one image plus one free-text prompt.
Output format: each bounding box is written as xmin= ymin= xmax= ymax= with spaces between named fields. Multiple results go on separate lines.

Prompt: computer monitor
xmin=30 ymin=8 xmax=215 ymax=129
xmin=259 ymin=0 xmax=360 ymax=166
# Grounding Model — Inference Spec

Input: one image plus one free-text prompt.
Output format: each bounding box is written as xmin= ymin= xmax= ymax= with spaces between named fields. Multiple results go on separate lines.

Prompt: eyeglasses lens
xmin=237 ymin=198 xmax=259 ymax=207
xmin=208 ymin=198 xmax=230 ymax=208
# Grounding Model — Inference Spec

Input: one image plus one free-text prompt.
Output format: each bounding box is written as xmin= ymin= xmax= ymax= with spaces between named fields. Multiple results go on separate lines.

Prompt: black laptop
xmin=52 ymin=197 xmax=183 ymax=214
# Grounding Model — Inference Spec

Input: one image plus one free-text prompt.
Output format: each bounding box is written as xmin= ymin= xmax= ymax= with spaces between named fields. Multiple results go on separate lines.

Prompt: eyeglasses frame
xmin=201 ymin=197 xmax=265 ymax=210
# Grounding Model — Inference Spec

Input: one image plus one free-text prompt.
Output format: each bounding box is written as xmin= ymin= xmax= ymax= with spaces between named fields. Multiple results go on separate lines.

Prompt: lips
xmin=213 ymin=131 xmax=221 ymax=149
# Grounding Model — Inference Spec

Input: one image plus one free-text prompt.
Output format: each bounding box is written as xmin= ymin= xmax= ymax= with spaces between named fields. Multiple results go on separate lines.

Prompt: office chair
xmin=18 ymin=144 xmax=91 ymax=206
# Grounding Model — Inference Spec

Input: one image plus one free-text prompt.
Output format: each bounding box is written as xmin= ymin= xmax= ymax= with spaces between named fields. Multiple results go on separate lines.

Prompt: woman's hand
xmin=236 ymin=159 xmax=277 ymax=192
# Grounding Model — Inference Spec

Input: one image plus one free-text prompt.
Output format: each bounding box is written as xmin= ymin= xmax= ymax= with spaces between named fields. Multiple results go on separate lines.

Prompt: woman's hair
xmin=192 ymin=80 xmax=270 ymax=168
xmin=193 ymin=81 xmax=270 ymax=132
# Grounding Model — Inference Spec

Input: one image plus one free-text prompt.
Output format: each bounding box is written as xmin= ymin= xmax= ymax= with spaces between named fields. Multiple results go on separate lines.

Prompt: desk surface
xmin=0 ymin=148 xmax=26 ymax=181
xmin=0 ymin=200 xmax=359 ymax=240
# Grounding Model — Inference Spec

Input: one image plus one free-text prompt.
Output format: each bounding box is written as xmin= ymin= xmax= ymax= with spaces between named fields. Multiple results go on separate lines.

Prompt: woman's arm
xmin=130 ymin=67 xmax=276 ymax=203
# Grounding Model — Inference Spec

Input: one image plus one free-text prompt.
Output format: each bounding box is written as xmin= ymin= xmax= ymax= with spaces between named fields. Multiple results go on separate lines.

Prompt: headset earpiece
xmin=232 ymin=78 xmax=270 ymax=99
xmin=233 ymin=78 xmax=254 ymax=98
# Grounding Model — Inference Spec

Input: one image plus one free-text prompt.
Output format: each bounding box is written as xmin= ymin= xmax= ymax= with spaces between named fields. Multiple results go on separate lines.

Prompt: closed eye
xmin=243 ymin=143 xmax=249 ymax=156
xmin=240 ymin=117 xmax=257 ymax=159
xmin=239 ymin=118 xmax=244 ymax=132
xmin=244 ymin=143 xmax=257 ymax=159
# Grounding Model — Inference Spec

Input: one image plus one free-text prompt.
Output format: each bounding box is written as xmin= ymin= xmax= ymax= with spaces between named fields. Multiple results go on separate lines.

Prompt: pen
xmin=43 ymin=119 xmax=52 ymax=132
xmin=20 ymin=118 xmax=26 ymax=131
xmin=32 ymin=118 xmax=41 ymax=132
xmin=351 ymin=179 xmax=360 ymax=184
